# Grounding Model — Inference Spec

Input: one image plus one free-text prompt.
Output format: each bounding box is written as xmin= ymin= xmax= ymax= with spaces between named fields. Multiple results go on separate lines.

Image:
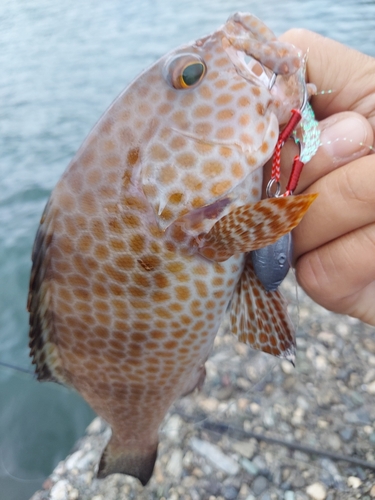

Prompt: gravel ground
xmin=30 ymin=275 xmax=375 ymax=500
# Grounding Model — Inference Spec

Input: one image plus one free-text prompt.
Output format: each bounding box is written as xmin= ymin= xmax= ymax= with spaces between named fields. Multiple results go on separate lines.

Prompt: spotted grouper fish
xmin=28 ymin=12 xmax=317 ymax=485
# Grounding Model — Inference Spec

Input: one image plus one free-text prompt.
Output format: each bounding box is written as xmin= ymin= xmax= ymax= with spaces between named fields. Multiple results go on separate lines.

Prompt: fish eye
xmin=180 ymin=62 xmax=205 ymax=88
xmin=164 ymin=54 xmax=206 ymax=90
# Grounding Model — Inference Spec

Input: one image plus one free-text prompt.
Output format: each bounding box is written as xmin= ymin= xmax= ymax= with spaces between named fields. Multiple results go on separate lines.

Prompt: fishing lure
xmin=252 ymin=73 xmax=320 ymax=291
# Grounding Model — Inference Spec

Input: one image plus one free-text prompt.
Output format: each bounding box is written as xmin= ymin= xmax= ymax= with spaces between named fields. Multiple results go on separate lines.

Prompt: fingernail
xmin=320 ymin=116 xmax=368 ymax=160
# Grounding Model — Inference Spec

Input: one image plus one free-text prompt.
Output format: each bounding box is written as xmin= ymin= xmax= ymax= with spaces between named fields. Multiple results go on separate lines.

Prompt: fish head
xmin=134 ymin=13 xmax=305 ymax=231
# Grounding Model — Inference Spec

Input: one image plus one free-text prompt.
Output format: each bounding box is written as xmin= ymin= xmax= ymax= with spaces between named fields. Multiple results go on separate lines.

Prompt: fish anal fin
xmin=197 ymin=193 xmax=317 ymax=262
xmin=98 ymin=436 xmax=158 ymax=486
xmin=230 ymin=256 xmax=295 ymax=363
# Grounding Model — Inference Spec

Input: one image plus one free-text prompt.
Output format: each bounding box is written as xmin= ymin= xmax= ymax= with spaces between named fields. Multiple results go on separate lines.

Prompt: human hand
xmin=264 ymin=30 xmax=375 ymax=325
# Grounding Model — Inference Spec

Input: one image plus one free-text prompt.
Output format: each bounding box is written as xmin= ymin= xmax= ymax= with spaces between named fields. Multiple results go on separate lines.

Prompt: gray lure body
xmin=251 ymin=233 xmax=292 ymax=292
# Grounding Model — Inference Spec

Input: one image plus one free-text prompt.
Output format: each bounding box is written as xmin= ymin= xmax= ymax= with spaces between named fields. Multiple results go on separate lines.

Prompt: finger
xmin=295 ymin=222 xmax=375 ymax=326
xmin=292 ymin=154 xmax=375 ymax=260
xmin=279 ymin=29 xmax=375 ymax=131
xmin=263 ymin=111 xmax=373 ymax=196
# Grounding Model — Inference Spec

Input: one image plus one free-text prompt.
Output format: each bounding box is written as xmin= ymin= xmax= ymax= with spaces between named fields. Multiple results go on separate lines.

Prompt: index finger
xmin=280 ymin=29 xmax=375 ymax=132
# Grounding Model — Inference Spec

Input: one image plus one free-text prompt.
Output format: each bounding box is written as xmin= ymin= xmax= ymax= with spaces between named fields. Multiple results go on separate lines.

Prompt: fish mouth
xmin=222 ymin=38 xmax=275 ymax=90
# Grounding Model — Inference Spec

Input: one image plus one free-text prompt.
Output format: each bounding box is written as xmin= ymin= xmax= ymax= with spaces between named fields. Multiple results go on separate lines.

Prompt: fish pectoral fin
xmin=97 ymin=436 xmax=158 ymax=486
xmin=197 ymin=193 xmax=317 ymax=262
xmin=229 ymin=256 xmax=295 ymax=363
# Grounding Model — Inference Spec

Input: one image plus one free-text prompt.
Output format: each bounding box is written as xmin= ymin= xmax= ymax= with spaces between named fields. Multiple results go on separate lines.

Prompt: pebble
xmin=370 ymin=484 xmax=375 ymax=497
xmin=222 ymin=484 xmax=239 ymax=500
xmin=231 ymin=439 xmax=257 ymax=459
xmin=347 ymin=476 xmax=362 ymax=488
xmin=344 ymin=409 xmax=371 ymax=424
xmin=86 ymin=417 xmax=103 ymax=434
xmin=306 ymin=482 xmax=327 ymax=500
xmin=252 ymin=476 xmax=269 ymax=496
xmin=249 ymin=402 xmax=261 ymax=414
xmin=190 ymin=437 xmax=240 ymax=475
xmin=317 ymin=332 xmax=336 ymax=346
xmin=281 ymin=360 xmax=294 ymax=374
xmin=166 ymin=448 xmax=183 ymax=479
xmin=319 ymin=459 xmax=344 ymax=489
xmin=162 ymin=414 xmax=183 ymax=442
xmin=339 ymin=427 xmax=354 ymax=442
xmin=364 ymin=369 xmax=375 ymax=384
xmin=365 ymin=380 xmax=375 ymax=394
xmin=326 ymin=433 xmax=341 ymax=451
xmin=50 ymin=480 xmax=70 ymax=500
xmin=284 ymin=492 xmax=295 ymax=500
xmin=240 ymin=457 xmax=259 ymax=475
xmin=291 ymin=407 xmax=305 ymax=426
xmin=199 ymin=397 xmax=220 ymax=412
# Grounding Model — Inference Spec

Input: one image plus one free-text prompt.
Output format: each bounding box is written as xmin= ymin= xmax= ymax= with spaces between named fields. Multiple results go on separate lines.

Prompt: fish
xmin=28 ymin=12 xmax=317 ymax=486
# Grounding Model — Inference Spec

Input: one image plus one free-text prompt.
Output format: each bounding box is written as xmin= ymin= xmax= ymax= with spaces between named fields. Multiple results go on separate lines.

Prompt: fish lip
xmin=222 ymin=38 xmax=274 ymax=89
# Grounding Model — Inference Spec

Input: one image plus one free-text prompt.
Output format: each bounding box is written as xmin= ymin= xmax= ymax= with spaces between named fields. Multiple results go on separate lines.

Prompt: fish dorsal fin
xmin=230 ymin=256 xmax=295 ymax=362
xmin=197 ymin=193 xmax=317 ymax=262
xmin=28 ymin=198 xmax=66 ymax=384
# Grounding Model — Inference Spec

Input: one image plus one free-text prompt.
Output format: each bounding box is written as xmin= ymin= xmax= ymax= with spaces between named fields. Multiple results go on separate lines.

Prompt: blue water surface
xmin=0 ymin=0 xmax=374 ymax=498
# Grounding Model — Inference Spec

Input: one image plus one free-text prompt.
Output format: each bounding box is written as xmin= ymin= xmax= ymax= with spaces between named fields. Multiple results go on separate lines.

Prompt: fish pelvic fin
xmin=27 ymin=198 xmax=67 ymax=384
xmin=229 ymin=256 xmax=295 ymax=363
xmin=98 ymin=436 xmax=158 ymax=486
xmin=197 ymin=193 xmax=317 ymax=262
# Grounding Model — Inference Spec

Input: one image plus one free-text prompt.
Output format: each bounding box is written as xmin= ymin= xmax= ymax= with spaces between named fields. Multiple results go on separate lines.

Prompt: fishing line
xmin=173 ymin=343 xmax=281 ymax=433
xmin=0 ymin=452 xmax=45 ymax=484
xmin=0 ymin=361 xmax=35 ymax=377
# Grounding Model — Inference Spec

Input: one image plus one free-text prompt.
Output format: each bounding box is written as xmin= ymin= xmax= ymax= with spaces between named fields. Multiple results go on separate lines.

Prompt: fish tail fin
xmin=97 ymin=436 xmax=158 ymax=486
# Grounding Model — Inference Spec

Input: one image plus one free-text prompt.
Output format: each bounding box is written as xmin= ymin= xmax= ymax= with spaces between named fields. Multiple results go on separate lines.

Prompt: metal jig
xmin=253 ymin=78 xmax=310 ymax=291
